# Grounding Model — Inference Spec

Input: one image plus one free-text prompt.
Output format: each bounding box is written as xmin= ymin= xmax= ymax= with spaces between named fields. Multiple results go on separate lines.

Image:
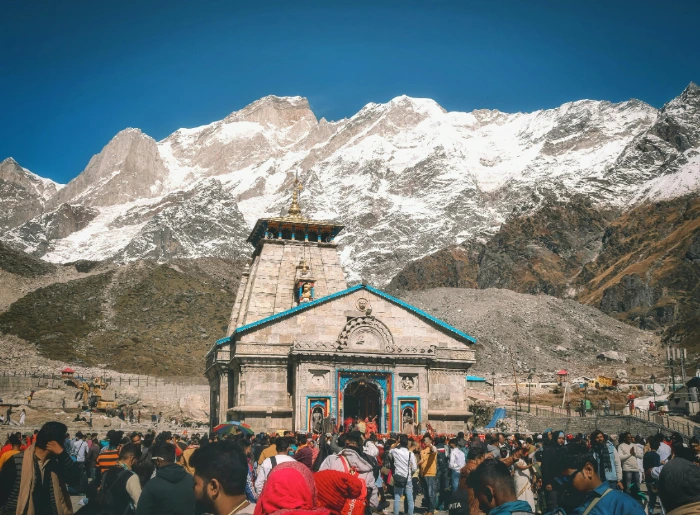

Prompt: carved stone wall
xmin=224 ymin=290 xmax=475 ymax=432
xmin=234 ymin=240 xmax=348 ymax=327
xmin=239 ymin=365 xmax=289 ymax=408
xmin=428 ymin=370 xmax=467 ymax=412
xmin=238 ymin=290 xmax=475 ymax=357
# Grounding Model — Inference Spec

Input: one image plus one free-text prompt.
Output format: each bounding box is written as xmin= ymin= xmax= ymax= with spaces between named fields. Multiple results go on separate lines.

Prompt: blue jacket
xmin=489 ymin=500 xmax=534 ymax=514
xmin=567 ymin=483 xmax=645 ymax=515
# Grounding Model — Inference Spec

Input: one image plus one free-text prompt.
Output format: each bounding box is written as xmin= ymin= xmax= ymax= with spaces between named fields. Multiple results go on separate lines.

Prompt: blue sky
xmin=1 ymin=0 xmax=698 ymax=184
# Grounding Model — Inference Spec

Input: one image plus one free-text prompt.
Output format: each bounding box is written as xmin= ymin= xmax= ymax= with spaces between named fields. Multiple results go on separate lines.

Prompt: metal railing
xmin=631 ymin=409 xmax=696 ymax=436
xmin=0 ymin=370 xmax=206 ymax=386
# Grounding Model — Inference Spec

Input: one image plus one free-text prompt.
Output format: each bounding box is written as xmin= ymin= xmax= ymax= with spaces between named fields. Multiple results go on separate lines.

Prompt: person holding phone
xmin=0 ymin=421 xmax=80 ymax=515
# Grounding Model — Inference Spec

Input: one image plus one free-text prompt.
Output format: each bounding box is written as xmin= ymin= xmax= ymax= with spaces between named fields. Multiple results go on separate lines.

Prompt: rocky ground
xmin=399 ymin=287 xmax=663 ymax=380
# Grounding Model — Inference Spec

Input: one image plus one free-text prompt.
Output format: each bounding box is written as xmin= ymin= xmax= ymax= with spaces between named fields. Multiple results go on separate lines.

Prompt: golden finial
xmin=287 ymin=172 xmax=303 ymax=218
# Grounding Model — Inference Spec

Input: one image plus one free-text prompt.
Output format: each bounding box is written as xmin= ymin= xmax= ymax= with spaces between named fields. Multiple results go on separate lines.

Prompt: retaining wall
xmin=0 ymin=374 xmax=209 ymax=408
xmin=515 ymin=412 xmax=689 ymax=438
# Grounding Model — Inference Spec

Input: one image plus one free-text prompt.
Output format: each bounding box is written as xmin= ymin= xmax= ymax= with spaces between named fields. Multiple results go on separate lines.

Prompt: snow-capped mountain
xmin=2 ymin=83 xmax=699 ymax=285
xmin=0 ymin=158 xmax=63 ymax=231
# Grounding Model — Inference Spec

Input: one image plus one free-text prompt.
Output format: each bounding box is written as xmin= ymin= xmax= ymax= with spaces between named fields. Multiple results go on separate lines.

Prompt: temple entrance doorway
xmin=343 ymin=378 xmax=382 ymax=432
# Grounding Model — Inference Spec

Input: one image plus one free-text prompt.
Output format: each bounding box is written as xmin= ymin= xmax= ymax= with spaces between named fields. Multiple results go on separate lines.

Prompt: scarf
xmin=16 ymin=445 xmax=73 ymax=515
xmin=315 ymin=470 xmax=365 ymax=514
xmin=254 ymin=461 xmax=329 ymax=515
xmin=592 ymin=442 xmax=612 ymax=476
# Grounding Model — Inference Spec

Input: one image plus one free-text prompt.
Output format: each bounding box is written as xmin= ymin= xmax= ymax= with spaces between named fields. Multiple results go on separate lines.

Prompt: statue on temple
xmin=300 ymin=283 xmax=313 ymax=303
xmin=311 ymin=408 xmax=324 ymax=434
xmin=402 ymin=408 xmax=414 ymax=434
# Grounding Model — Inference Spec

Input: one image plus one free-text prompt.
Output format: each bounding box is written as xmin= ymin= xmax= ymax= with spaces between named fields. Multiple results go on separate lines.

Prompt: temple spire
xmin=287 ymin=172 xmax=303 ymax=219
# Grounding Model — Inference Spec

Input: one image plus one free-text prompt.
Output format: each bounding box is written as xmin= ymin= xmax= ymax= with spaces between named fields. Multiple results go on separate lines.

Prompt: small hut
xmin=556 ymin=369 xmax=569 ymax=386
xmin=61 ymin=367 xmax=75 ymax=379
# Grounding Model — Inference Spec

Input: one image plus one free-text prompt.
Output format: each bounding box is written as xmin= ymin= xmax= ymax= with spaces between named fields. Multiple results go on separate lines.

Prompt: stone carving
xmin=337 ymin=365 xmax=393 ymax=373
xmin=435 ymin=348 xmax=476 ymax=360
xmin=293 ymin=341 xmax=338 ymax=351
xmin=309 ymin=369 xmax=329 ymax=389
xmin=337 ymin=317 xmax=394 ymax=352
xmin=428 ymin=369 xmax=466 ymax=378
xmin=356 ymin=297 xmax=371 ymax=314
xmin=386 ymin=345 xmax=437 ymax=355
xmin=400 ymin=375 xmax=416 ymax=390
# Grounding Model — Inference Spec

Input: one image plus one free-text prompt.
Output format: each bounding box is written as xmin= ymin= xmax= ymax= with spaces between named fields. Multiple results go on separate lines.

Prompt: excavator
xmin=67 ymin=377 xmax=118 ymax=412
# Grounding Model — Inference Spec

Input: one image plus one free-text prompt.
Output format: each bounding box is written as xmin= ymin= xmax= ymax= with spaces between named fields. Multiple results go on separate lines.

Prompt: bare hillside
xmin=398 ymin=288 xmax=661 ymax=378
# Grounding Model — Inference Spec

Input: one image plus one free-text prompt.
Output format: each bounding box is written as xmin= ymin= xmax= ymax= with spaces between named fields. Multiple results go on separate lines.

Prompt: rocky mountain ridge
xmin=390 ymin=193 xmax=700 ymax=356
xmin=0 ymin=242 xmax=661 ymax=377
xmin=1 ymin=84 xmax=699 ymax=287
xmin=0 ymin=157 xmax=62 ymax=231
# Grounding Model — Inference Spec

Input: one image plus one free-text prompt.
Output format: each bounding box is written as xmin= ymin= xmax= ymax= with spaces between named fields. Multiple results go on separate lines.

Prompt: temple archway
xmin=343 ymin=378 xmax=382 ymax=432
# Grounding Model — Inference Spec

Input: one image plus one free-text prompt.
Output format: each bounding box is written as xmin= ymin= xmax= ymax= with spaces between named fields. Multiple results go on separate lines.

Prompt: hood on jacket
xmin=156 ymin=463 xmax=188 ymax=483
xmin=338 ymin=448 xmax=373 ymax=473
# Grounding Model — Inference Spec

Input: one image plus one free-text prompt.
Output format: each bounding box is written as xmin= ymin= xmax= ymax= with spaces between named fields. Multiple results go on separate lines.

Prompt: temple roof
xmin=214 ymin=284 xmax=476 ymax=347
xmin=246 ymin=174 xmax=344 ymax=247
xmin=246 ymin=216 xmax=344 ymax=247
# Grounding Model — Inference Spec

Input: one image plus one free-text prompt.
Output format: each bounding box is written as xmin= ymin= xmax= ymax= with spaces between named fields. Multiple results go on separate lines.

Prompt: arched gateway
xmin=205 ymin=177 xmax=477 ymax=433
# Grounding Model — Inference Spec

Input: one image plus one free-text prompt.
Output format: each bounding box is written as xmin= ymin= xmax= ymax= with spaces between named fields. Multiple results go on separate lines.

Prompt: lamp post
xmin=583 ymin=382 xmax=588 ymax=418
xmin=666 ymin=345 xmax=688 ymax=392
xmin=527 ymin=369 xmax=534 ymax=414
xmin=514 ymin=391 xmax=520 ymax=432
xmin=651 ymin=374 xmax=656 ymax=406
xmin=492 ymin=370 xmax=496 ymax=400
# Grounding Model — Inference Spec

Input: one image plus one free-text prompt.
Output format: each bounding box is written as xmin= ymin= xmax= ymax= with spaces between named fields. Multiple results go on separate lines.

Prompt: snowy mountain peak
xmin=3 ymin=86 xmax=700 ymax=286
xmin=0 ymin=158 xmax=63 ymax=230
xmin=0 ymin=157 xmax=62 ymax=197
xmin=223 ymin=94 xmax=317 ymax=129
xmin=666 ymin=81 xmax=700 ymax=111
xmin=48 ymin=125 xmax=168 ymax=208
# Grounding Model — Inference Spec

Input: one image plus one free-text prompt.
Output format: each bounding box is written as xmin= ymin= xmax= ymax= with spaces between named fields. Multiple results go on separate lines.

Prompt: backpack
xmin=338 ymin=455 xmax=368 ymax=515
xmin=96 ymin=468 xmax=135 ymax=515
xmin=436 ymin=445 xmax=449 ymax=470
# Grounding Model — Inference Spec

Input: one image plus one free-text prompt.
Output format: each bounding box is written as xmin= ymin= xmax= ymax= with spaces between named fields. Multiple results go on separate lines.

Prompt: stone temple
xmin=206 ymin=179 xmax=477 ymax=433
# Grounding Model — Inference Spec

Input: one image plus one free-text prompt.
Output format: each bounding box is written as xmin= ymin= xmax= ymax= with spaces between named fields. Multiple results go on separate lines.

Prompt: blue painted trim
xmin=362 ymin=285 xmax=477 ymax=343
xmin=305 ymin=395 xmax=332 ymax=432
xmin=214 ymin=284 xmax=476 ymax=346
xmin=396 ymin=396 xmax=421 ymax=426
xmin=466 ymin=376 xmax=486 ymax=382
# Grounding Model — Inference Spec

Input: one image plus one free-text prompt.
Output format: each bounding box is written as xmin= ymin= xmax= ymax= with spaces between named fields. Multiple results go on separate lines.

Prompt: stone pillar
xmin=218 ymin=370 xmax=230 ymax=424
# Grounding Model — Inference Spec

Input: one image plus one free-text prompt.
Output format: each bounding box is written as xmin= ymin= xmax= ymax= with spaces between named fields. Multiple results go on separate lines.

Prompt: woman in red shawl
xmin=364 ymin=416 xmax=378 ymax=439
xmin=254 ymin=461 xmax=330 ymax=515
xmin=315 ymin=470 xmax=366 ymax=515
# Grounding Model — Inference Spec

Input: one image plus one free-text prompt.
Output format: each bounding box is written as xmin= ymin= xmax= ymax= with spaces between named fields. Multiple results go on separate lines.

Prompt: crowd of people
xmin=0 ymin=422 xmax=699 ymax=515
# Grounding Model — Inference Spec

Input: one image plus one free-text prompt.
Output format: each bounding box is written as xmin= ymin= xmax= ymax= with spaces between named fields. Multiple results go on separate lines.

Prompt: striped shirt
xmin=97 ymin=449 xmax=120 ymax=473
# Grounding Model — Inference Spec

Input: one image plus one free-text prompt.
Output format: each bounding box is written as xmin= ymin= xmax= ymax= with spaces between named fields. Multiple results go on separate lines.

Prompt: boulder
xmin=30 ymin=389 xmax=68 ymax=407
xmin=179 ymin=394 xmax=208 ymax=423
xmin=615 ymin=369 xmax=628 ymax=379
xmin=116 ymin=385 xmax=140 ymax=405
xmin=596 ymin=351 xmax=627 ymax=363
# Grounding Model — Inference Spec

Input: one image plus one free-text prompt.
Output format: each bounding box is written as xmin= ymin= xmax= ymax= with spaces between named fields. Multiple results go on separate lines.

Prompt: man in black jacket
xmin=136 ymin=442 xmax=195 ymax=515
xmin=0 ymin=421 xmax=80 ymax=515
xmin=100 ymin=443 xmax=142 ymax=515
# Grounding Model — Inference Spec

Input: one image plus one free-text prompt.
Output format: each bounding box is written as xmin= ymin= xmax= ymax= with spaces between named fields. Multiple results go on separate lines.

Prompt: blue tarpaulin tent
xmin=485 ymin=407 xmax=507 ymax=429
